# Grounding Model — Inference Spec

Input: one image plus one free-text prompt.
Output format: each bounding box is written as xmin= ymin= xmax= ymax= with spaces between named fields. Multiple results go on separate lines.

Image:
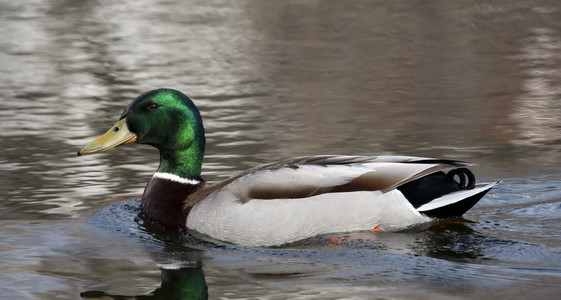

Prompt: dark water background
xmin=1 ymin=0 xmax=561 ymax=299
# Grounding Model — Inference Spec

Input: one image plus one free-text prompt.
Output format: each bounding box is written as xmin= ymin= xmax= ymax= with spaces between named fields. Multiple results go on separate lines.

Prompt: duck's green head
xmin=78 ymin=89 xmax=205 ymax=179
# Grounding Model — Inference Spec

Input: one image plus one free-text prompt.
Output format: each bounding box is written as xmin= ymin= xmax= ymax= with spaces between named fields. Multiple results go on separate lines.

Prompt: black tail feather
xmin=398 ymin=171 xmax=467 ymax=209
xmin=397 ymin=168 xmax=489 ymax=218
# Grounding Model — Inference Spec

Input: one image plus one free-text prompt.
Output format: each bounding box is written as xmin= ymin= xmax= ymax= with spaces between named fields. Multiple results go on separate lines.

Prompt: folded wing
xmin=191 ymin=155 xmax=475 ymax=205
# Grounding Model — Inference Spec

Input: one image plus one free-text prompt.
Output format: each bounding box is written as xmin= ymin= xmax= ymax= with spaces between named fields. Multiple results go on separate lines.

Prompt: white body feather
xmin=187 ymin=188 xmax=429 ymax=247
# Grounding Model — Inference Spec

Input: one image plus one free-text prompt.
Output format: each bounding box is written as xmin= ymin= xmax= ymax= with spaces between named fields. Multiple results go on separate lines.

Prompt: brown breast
xmin=141 ymin=176 xmax=205 ymax=230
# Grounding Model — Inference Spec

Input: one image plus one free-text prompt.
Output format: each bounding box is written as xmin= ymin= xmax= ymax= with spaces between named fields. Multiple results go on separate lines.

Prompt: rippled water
xmin=1 ymin=0 xmax=561 ymax=299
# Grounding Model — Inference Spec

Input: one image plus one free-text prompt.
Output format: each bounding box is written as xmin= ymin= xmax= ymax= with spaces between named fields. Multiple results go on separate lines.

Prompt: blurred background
xmin=1 ymin=0 xmax=560 ymax=299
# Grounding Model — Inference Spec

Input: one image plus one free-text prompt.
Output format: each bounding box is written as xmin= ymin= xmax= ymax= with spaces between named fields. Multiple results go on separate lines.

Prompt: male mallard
xmin=78 ymin=89 xmax=497 ymax=247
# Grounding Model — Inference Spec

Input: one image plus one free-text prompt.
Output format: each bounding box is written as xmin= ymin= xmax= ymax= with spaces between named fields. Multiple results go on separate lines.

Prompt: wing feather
xmin=186 ymin=155 xmax=471 ymax=207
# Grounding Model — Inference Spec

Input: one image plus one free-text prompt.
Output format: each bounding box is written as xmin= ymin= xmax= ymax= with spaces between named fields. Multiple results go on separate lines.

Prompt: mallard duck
xmin=78 ymin=88 xmax=498 ymax=247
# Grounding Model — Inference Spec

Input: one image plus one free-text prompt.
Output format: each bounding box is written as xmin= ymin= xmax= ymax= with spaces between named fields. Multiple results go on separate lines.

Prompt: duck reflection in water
xmin=80 ymin=205 xmax=489 ymax=300
xmin=81 ymin=212 xmax=209 ymax=300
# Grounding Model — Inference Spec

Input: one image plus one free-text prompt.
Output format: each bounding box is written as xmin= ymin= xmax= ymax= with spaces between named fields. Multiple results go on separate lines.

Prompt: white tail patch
xmin=416 ymin=182 xmax=498 ymax=212
xmin=153 ymin=172 xmax=201 ymax=185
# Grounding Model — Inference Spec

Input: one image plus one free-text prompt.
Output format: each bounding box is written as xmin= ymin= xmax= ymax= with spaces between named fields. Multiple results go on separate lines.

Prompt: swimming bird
xmin=78 ymin=88 xmax=497 ymax=247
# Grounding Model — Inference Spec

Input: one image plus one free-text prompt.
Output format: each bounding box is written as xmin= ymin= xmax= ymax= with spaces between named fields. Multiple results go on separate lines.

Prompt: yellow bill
xmin=78 ymin=118 xmax=137 ymax=155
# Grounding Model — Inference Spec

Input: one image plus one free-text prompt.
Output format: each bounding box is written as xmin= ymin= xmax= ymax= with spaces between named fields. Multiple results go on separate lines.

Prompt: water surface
xmin=1 ymin=0 xmax=561 ymax=299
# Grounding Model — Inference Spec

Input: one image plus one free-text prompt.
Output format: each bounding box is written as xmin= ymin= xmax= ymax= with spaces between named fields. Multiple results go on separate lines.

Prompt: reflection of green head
xmin=157 ymin=267 xmax=208 ymax=300
xmin=80 ymin=267 xmax=208 ymax=300
xmin=122 ymin=89 xmax=206 ymax=180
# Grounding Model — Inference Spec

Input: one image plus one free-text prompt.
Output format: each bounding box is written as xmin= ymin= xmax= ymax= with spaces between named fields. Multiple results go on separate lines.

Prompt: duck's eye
xmin=147 ymin=103 xmax=160 ymax=111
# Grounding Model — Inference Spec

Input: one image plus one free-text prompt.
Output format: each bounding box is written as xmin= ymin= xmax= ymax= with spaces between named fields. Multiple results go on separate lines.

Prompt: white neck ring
xmin=153 ymin=172 xmax=201 ymax=185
